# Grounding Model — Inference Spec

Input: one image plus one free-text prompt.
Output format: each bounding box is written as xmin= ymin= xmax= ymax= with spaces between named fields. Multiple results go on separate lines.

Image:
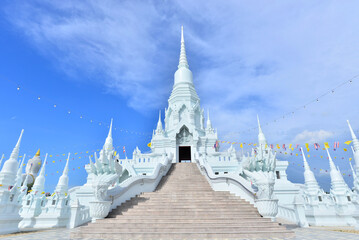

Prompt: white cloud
xmin=3 ymin=0 xmax=359 ymax=142
xmin=292 ymin=130 xmax=334 ymax=144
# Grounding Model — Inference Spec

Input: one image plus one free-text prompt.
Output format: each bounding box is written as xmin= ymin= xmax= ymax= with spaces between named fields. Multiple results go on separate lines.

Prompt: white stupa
xmin=151 ymin=26 xmax=219 ymax=162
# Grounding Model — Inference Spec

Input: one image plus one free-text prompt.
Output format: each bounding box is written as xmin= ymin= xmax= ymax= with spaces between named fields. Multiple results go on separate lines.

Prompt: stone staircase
xmin=71 ymin=163 xmax=294 ymax=239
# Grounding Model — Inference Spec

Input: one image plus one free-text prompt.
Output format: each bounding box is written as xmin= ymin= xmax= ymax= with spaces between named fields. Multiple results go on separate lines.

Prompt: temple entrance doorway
xmin=179 ymin=146 xmax=191 ymax=162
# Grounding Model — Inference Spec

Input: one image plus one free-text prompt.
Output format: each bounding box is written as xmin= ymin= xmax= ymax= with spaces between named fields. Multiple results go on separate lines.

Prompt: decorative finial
xmin=178 ymin=26 xmax=189 ymax=69
xmin=35 ymin=149 xmax=40 ymax=157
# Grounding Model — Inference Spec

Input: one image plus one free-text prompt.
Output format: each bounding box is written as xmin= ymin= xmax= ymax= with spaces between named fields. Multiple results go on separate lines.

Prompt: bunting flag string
xmin=1 ymin=145 xmax=356 ymax=178
xmin=2 ymin=75 xmax=153 ymax=137
xmin=224 ymin=74 xmax=359 ymax=136
xmin=218 ymin=139 xmax=356 ymax=151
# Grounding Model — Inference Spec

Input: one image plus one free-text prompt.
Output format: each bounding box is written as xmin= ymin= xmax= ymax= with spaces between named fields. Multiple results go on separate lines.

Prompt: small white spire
xmin=257 ymin=115 xmax=267 ymax=146
xmin=38 ymin=153 xmax=47 ymax=177
xmin=89 ymin=155 xmax=97 ymax=174
xmin=0 ymin=130 xmax=24 ymax=177
xmin=178 ymin=26 xmax=189 ymax=69
xmin=326 ymin=148 xmax=337 ymax=172
xmin=347 ymin=120 xmax=357 ymax=140
xmin=55 ymin=153 xmax=70 ymax=194
xmin=155 ymin=110 xmax=164 ymax=135
xmin=22 ymin=173 xmax=30 ymax=187
xmin=206 ymin=109 xmax=212 ymax=129
xmin=15 ymin=154 xmax=26 ymax=187
xmin=108 ymin=118 xmax=113 ymax=139
xmin=326 ymin=148 xmax=348 ymax=192
xmin=10 ymin=129 xmax=24 ymax=160
xmin=350 ymin=162 xmax=359 ymax=193
xmin=32 ymin=153 xmax=48 ymax=194
xmin=347 ymin=120 xmax=359 ymax=152
xmin=301 ymin=148 xmax=319 ymax=190
xmin=63 ymin=153 xmax=70 ymax=176
xmin=156 ymin=110 xmax=163 ymax=130
xmin=0 ymin=154 xmax=4 ymax=169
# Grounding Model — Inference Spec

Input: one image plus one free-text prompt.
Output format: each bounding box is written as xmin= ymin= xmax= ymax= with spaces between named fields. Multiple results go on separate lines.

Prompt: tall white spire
xmin=301 ymin=148 xmax=320 ymax=193
xmin=257 ymin=115 xmax=267 ymax=146
xmin=15 ymin=154 xmax=26 ymax=187
xmin=32 ymin=153 xmax=48 ymax=194
xmin=55 ymin=153 xmax=70 ymax=194
xmin=178 ymin=26 xmax=189 ymax=69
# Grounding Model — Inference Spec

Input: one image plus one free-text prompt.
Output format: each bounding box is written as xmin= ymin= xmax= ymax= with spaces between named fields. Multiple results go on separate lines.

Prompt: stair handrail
xmin=107 ymin=155 xmax=172 ymax=205
xmin=196 ymin=157 xmax=256 ymax=201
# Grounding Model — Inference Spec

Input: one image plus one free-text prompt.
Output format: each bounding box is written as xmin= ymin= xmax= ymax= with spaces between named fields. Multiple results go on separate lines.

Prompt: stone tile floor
xmin=1 ymin=224 xmax=358 ymax=240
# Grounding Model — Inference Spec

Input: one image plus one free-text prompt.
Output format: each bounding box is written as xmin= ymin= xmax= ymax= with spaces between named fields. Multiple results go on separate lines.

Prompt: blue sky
xmin=0 ymin=0 xmax=359 ymax=192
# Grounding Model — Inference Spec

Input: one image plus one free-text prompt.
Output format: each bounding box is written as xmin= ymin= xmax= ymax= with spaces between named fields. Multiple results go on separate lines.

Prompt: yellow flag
xmin=114 ymin=151 xmax=117 ymax=156
xmin=276 ymin=144 xmax=280 ymax=149
xmin=305 ymin=143 xmax=309 ymax=151
xmin=240 ymin=143 xmax=243 ymax=148
xmin=265 ymin=144 xmax=268 ymax=149
xmin=345 ymin=140 xmax=352 ymax=145
xmin=253 ymin=143 xmax=257 ymax=146
xmin=296 ymin=153 xmax=298 ymax=156
xmin=321 ymin=156 xmax=323 ymax=158
xmin=289 ymin=144 xmax=292 ymax=149
xmin=343 ymin=148 xmax=347 ymax=152
xmin=349 ymin=158 xmax=352 ymax=161
xmin=147 ymin=142 xmax=152 ymax=148
xmin=307 ymin=154 xmax=310 ymax=158
xmin=324 ymin=142 xmax=330 ymax=149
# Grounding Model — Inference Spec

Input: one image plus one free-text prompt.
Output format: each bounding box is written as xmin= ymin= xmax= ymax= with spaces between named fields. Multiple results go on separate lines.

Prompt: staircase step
xmin=72 ymin=163 xmax=294 ymax=239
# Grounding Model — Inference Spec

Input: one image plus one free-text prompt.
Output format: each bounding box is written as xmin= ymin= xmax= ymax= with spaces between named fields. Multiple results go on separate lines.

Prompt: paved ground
xmin=1 ymin=225 xmax=358 ymax=240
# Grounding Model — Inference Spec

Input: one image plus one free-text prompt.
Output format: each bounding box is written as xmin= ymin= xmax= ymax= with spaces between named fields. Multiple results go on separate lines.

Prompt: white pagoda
xmin=150 ymin=26 xmax=221 ymax=163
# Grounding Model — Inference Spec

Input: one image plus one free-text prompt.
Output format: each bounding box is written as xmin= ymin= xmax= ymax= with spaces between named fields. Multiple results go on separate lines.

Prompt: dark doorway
xmin=179 ymin=146 xmax=191 ymax=162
